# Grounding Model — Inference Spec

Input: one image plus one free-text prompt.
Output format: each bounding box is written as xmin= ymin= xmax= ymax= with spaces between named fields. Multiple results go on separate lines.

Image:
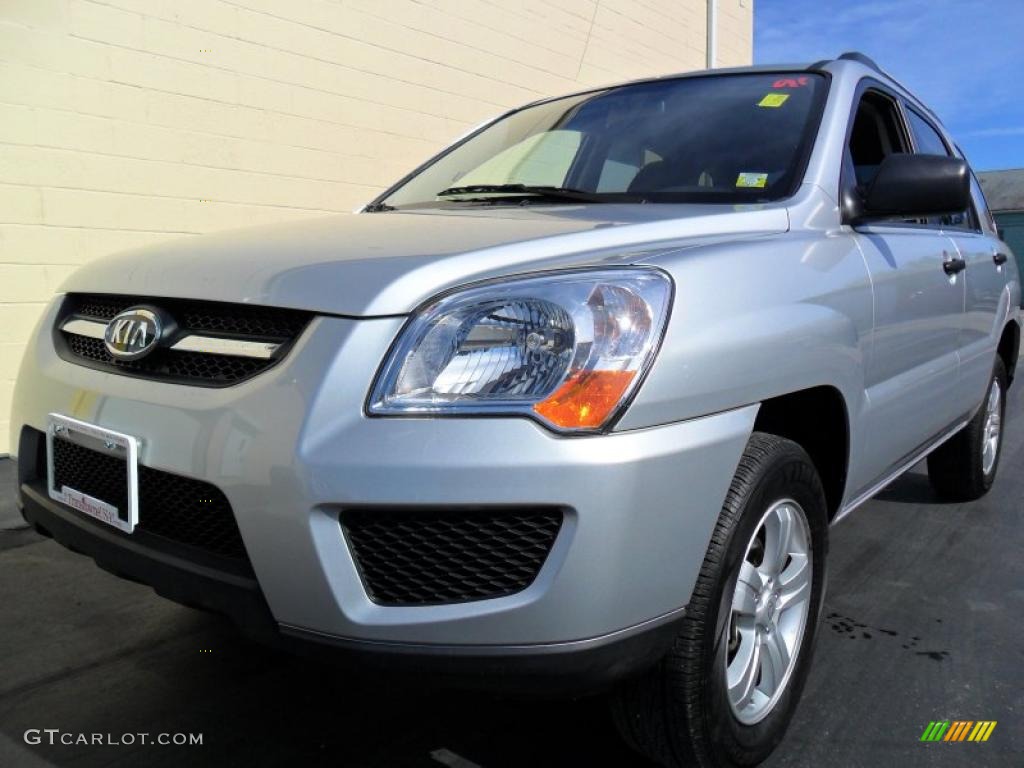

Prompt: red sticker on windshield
xmin=772 ymin=76 xmax=808 ymax=89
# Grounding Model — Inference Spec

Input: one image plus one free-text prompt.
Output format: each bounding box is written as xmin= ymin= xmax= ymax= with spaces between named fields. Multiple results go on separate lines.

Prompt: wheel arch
xmin=997 ymin=320 xmax=1019 ymax=385
xmin=753 ymin=385 xmax=850 ymax=522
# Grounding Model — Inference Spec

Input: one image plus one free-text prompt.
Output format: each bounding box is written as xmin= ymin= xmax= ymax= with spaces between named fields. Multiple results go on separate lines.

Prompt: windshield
xmin=379 ymin=72 xmax=828 ymax=209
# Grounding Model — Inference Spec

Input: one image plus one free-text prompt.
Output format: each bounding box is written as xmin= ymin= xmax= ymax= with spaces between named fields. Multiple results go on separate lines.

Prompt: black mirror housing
xmin=862 ymin=154 xmax=970 ymax=219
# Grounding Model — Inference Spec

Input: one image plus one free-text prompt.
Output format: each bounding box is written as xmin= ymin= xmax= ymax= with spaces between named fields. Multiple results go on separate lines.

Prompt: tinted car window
xmin=907 ymin=109 xmax=950 ymax=156
xmin=847 ymin=90 xmax=909 ymax=190
xmin=381 ymin=73 xmax=829 ymax=208
xmin=906 ymin=108 xmax=975 ymax=230
xmin=969 ymin=170 xmax=998 ymax=235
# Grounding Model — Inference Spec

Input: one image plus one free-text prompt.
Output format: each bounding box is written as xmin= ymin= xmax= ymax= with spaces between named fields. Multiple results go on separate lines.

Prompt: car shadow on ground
xmin=872 ymin=469 xmax=951 ymax=505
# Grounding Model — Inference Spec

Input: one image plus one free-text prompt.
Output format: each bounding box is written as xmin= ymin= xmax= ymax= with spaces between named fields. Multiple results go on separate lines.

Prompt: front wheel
xmin=612 ymin=433 xmax=828 ymax=768
xmin=927 ymin=358 xmax=1007 ymax=501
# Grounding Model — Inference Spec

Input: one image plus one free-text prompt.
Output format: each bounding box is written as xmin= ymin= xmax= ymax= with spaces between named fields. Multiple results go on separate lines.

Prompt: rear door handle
xmin=994 ymin=252 xmax=1009 ymax=266
xmin=943 ymin=257 xmax=967 ymax=275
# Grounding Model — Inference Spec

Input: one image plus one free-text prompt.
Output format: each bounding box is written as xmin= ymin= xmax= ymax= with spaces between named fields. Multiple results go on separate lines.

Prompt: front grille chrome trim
xmin=61 ymin=318 xmax=106 ymax=339
xmin=59 ymin=318 xmax=282 ymax=360
xmin=169 ymin=335 xmax=280 ymax=360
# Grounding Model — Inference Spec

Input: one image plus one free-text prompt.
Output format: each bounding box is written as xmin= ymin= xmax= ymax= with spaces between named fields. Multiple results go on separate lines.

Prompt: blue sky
xmin=754 ymin=0 xmax=1024 ymax=170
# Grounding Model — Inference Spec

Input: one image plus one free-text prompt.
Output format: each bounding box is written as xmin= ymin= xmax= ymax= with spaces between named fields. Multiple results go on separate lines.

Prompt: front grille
xmin=50 ymin=436 xmax=251 ymax=569
xmin=341 ymin=508 xmax=564 ymax=606
xmin=55 ymin=294 xmax=311 ymax=386
xmin=64 ymin=332 xmax=268 ymax=382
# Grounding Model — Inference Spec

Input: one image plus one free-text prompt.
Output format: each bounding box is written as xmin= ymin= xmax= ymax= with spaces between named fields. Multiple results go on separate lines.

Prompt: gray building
xmin=979 ymin=169 xmax=1024 ymax=295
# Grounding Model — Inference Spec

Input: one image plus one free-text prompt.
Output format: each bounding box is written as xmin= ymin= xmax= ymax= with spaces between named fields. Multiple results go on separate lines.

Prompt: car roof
xmin=527 ymin=52 xmax=944 ymax=132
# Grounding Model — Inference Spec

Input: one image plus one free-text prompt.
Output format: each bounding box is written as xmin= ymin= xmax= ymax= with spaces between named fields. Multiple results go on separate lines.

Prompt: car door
xmin=951 ymin=177 xmax=1008 ymax=410
xmin=902 ymin=107 xmax=1005 ymax=413
xmin=846 ymin=87 xmax=966 ymax=490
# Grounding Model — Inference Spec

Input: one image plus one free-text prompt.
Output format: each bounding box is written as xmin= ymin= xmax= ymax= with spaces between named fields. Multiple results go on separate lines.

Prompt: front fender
xmin=619 ymin=232 xmax=872 ymax=436
xmin=620 ymin=302 xmax=866 ymax=430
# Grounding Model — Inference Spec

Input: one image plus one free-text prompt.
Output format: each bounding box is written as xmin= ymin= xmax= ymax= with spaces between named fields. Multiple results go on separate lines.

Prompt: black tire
xmin=611 ymin=432 xmax=828 ymax=768
xmin=927 ymin=358 xmax=1007 ymax=502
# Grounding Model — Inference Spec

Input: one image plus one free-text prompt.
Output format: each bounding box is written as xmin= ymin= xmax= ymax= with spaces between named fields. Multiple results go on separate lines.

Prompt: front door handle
xmin=943 ymin=257 xmax=967 ymax=275
xmin=994 ymin=252 xmax=1009 ymax=266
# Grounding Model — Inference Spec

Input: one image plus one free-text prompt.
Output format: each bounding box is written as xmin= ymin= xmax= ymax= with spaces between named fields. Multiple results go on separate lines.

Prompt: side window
xmin=848 ymin=91 xmax=910 ymax=191
xmin=969 ymin=170 xmax=999 ymax=235
xmin=906 ymin=109 xmax=950 ymax=156
xmin=906 ymin=107 xmax=976 ymax=231
xmin=847 ymin=90 xmax=911 ymax=218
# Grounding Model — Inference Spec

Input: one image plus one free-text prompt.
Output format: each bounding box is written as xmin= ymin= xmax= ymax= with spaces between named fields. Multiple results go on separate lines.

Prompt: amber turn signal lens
xmin=533 ymin=369 xmax=637 ymax=429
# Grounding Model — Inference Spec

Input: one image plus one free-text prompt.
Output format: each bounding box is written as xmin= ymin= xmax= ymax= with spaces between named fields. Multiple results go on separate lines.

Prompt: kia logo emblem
xmin=104 ymin=308 xmax=163 ymax=360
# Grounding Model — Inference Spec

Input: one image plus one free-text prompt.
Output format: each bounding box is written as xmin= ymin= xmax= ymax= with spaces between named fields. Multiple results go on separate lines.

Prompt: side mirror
xmin=862 ymin=154 xmax=970 ymax=219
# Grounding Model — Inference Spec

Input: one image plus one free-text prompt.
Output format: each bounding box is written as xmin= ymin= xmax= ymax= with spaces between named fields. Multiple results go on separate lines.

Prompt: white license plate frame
xmin=46 ymin=413 xmax=140 ymax=534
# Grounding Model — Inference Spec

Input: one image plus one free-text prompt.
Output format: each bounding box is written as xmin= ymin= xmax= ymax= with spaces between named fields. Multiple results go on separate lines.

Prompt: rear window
xmin=381 ymin=73 xmax=829 ymax=209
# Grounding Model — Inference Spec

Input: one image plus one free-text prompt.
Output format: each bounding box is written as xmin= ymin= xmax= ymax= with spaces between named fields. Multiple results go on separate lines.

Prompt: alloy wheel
xmin=725 ymin=499 xmax=813 ymax=725
xmin=982 ymin=377 xmax=1002 ymax=476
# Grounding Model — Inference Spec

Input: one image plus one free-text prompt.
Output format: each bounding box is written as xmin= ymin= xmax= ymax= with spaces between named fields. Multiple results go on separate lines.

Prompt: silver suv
xmin=10 ymin=53 xmax=1020 ymax=767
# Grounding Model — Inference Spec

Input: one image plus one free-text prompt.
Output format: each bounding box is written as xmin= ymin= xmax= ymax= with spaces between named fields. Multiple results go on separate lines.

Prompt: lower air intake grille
xmin=341 ymin=508 xmax=563 ymax=606
xmin=51 ymin=436 xmax=251 ymax=568
xmin=53 ymin=434 xmax=129 ymax=512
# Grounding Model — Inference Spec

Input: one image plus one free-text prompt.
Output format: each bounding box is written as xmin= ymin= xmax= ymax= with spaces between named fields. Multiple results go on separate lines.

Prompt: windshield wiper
xmin=436 ymin=184 xmax=611 ymax=203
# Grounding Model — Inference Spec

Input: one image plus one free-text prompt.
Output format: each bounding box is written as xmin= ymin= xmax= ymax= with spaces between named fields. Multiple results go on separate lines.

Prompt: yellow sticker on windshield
xmin=758 ymin=93 xmax=789 ymax=108
xmin=736 ymin=172 xmax=768 ymax=188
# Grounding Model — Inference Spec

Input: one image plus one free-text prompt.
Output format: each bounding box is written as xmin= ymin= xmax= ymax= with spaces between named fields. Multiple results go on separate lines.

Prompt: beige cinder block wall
xmin=0 ymin=0 xmax=752 ymax=454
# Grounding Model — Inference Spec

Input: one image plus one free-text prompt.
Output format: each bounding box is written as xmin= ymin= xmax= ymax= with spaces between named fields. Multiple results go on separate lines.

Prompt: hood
xmin=64 ymin=204 xmax=789 ymax=316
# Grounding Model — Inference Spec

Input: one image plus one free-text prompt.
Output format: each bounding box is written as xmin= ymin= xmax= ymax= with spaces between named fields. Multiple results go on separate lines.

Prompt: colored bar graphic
xmin=921 ymin=720 xmax=996 ymax=742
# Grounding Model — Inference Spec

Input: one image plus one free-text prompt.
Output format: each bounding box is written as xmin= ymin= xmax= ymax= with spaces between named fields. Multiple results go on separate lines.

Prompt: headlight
xmin=368 ymin=268 xmax=673 ymax=432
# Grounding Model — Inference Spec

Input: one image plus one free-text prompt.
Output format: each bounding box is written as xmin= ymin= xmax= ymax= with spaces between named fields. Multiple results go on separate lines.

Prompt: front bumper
xmin=10 ymin=299 xmax=756 ymax=676
xmin=18 ymin=485 xmax=685 ymax=692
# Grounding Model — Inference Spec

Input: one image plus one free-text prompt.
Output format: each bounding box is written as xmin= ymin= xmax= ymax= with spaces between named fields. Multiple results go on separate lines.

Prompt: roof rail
xmin=837 ymin=51 xmax=882 ymax=73
xmin=816 ymin=51 xmax=945 ymax=126
xmin=805 ymin=51 xmax=883 ymax=74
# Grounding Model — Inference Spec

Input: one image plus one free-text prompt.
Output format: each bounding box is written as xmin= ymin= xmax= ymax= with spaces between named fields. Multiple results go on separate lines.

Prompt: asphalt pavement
xmin=1 ymin=383 xmax=1022 ymax=767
